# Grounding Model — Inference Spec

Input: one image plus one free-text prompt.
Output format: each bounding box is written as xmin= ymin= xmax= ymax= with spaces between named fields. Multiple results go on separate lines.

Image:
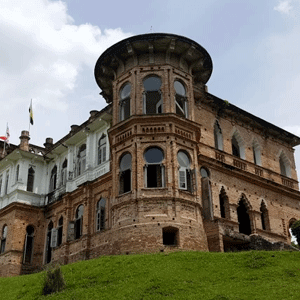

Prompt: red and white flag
xmin=5 ymin=124 xmax=10 ymax=146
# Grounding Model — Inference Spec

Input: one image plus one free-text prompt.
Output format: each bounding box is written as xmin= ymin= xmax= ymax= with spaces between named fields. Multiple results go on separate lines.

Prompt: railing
xmin=282 ymin=177 xmax=294 ymax=189
xmin=233 ymin=159 xmax=247 ymax=171
xmin=255 ymin=167 xmax=263 ymax=177
xmin=215 ymin=151 xmax=225 ymax=163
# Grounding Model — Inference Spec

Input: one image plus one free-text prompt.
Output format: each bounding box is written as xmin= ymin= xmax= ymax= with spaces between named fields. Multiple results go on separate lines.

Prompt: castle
xmin=0 ymin=33 xmax=300 ymax=277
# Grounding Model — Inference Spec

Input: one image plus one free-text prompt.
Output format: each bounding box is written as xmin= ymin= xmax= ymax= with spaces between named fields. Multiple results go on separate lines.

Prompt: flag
xmin=0 ymin=137 xmax=7 ymax=142
xmin=29 ymin=99 xmax=33 ymax=125
xmin=5 ymin=124 xmax=10 ymax=146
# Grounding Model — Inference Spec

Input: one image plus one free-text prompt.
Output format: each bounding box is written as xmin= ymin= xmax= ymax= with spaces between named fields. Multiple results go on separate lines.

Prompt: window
xmin=27 ymin=167 xmax=35 ymax=192
xmin=98 ymin=135 xmax=107 ymax=165
xmin=57 ymin=217 xmax=63 ymax=247
xmin=231 ymin=132 xmax=245 ymax=159
xmin=178 ymin=151 xmax=192 ymax=192
xmin=96 ymin=198 xmax=106 ymax=231
xmin=214 ymin=121 xmax=223 ymax=151
xmin=77 ymin=144 xmax=86 ymax=176
xmin=201 ymin=167 xmax=213 ymax=220
xmin=0 ymin=175 xmax=2 ymax=195
xmin=219 ymin=187 xmax=230 ymax=219
xmin=144 ymin=147 xmax=164 ymax=188
xmin=143 ymin=76 xmax=162 ymax=114
xmin=279 ymin=152 xmax=291 ymax=177
xmin=252 ymin=140 xmax=261 ymax=166
xmin=174 ymin=80 xmax=188 ymax=117
xmin=163 ymin=227 xmax=179 ymax=246
xmin=260 ymin=201 xmax=270 ymax=231
xmin=61 ymin=159 xmax=67 ymax=186
xmin=15 ymin=165 xmax=20 ymax=183
xmin=45 ymin=222 xmax=53 ymax=264
xmin=75 ymin=205 xmax=84 ymax=239
xmin=49 ymin=166 xmax=57 ymax=192
xmin=4 ymin=171 xmax=9 ymax=195
xmin=23 ymin=225 xmax=34 ymax=264
xmin=237 ymin=197 xmax=251 ymax=235
xmin=120 ymin=83 xmax=131 ymax=121
xmin=1 ymin=225 xmax=7 ymax=254
xmin=119 ymin=153 xmax=132 ymax=194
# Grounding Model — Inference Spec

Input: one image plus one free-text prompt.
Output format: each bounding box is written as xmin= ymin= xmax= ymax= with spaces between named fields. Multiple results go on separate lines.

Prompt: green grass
xmin=1 ymin=251 xmax=300 ymax=299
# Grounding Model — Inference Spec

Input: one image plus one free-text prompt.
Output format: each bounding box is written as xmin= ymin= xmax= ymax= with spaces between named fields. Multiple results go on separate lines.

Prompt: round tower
xmin=94 ymin=33 xmax=213 ymax=253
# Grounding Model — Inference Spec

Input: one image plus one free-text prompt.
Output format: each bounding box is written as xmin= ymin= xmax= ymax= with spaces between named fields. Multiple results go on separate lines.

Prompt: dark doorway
xmin=45 ymin=222 xmax=53 ymax=264
xmin=163 ymin=227 xmax=178 ymax=246
xmin=237 ymin=200 xmax=251 ymax=235
xmin=24 ymin=226 xmax=34 ymax=264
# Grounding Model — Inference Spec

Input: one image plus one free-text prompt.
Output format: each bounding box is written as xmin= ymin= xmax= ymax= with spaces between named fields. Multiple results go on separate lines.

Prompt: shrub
xmin=291 ymin=220 xmax=300 ymax=246
xmin=42 ymin=264 xmax=65 ymax=295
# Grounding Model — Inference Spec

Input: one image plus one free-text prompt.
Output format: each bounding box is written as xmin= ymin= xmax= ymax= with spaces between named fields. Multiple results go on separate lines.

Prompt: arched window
xmin=24 ymin=225 xmax=34 ymax=264
xmin=75 ymin=205 xmax=84 ymax=240
xmin=56 ymin=217 xmax=63 ymax=247
xmin=237 ymin=196 xmax=252 ymax=235
xmin=96 ymin=198 xmax=106 ymax=231
xmin=98 ymin=135 xmax=107 ymax=165
xmin=45 ymin=221 xmax=53 ymax=264
xmin=1 ymin=225 xmax=8 ymax=254
xmin=174 ymin=80 xmax=187 ymax=117
xmin=120 ymin=83 xmax=131 ymax=121
xmin=4 ymin=171 xmax=9 ymax=195
xmin=27 ymin=167 xmax=35 ymax=192
xmin=219 ymin=187 xmax=230 ymax=219
xmin=260 ymin=201 xmax=270 ymax=231
xmin=144 ymin=147 xmax=164 ymax=188
xmin=61 ymin=159 xmax=67 ymax=186
xmin=201 ymin=167 xmax=213 ymax=220
xmin=214 ymin=121 xmax=223 ymax=151
xmin=119 ymin=153 xmax=132 ymax=194
xmin=77 ymin=144 xmax=86 ymax=176
xmin=279 ymin=152 xmax=291 ymax=177
xmin=178 ymin=151 xmax=192 ymax=192
xmin=15 ymin=165 xmax=20 ymax=183
xmin=252 ymin=140 xmax=261 ymax=166
xmin=231 ymin=132 xmax=245 ymax=159
xmin=143 ymin=76 xmax=162 ymax=114
xmin=49 ymin=166 xmax=57 ymax=192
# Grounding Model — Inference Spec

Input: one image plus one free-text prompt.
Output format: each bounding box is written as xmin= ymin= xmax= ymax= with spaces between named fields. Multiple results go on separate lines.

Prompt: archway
xmin=237 ymin=198 xmax=251 ymax=235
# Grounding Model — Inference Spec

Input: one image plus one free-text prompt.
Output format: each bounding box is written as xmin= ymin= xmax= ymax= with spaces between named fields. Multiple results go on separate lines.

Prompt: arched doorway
xmin=23 ymin=226 xmax=35 ymax=264
xmin=45 ymin=222 xmax=53 ymax=264
xmin=237 ymin=198 xmax=251 ymax=235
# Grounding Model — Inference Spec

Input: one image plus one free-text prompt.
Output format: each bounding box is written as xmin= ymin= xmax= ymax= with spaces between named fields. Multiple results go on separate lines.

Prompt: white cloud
xmin=274 ymin=0 xmax=293 ymax=14
xmin=0 ymin=0 xmax=131 ymax=115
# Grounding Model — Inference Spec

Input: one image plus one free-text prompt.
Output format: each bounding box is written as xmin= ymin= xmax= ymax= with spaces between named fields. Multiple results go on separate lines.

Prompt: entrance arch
xmin=237 ymin=196 xmax=252 ymax=235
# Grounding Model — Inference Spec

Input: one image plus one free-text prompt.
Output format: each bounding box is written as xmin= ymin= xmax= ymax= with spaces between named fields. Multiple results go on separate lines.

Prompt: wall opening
xmin=163 ymin=227 xmax=179 ymax=246
xmin=237 ymin=199 xmax=251 ymax=235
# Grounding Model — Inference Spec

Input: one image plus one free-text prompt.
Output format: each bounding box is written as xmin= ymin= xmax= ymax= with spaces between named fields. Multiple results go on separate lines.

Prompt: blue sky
xmin=1 ymin=0 xmax=300 ymax=172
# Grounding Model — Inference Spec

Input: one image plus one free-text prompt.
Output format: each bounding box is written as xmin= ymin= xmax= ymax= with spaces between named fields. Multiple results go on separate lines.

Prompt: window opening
xmin=232 ymin=135 xmax=240 ymax=158
xmin=120 ymin=83 xmax=131 ymax=121
xmin=57 ymin=217 xmax=63 ymax=247
xmin=16 ymin=165 xmax=20 ymax=183
xmin=96 ymin=198 xmax=106 ymax=231
xmin=143 ymin=76 xmax=162 ymax=114
xmin=49 ymin=166 xmax=57 ymax=192
xmin=219 ymin=187 xmax=230 ymax=219
xmin=144 ymin=147 xmax=164 ymax=188
xmin=174 ymin=80 xmax=188 ymax=117
xmin=45 ymin=222 xmax=53 ymax=264
xmin=237 ymin=199 xmax=251 ymax=235
xmin=260 ymin=201 xmax=269 ymax=231
xmin=178 ymin=151 xmax=192 ymax=191
xmin=0 ymin=175 xmax=2 ymax=195
xmin=201 ymin=168 xmax=213 ymax=220
xmin=27 ymin=167 xmax=35 ymax=192
xmin=61 ymin=159 xmax=67 ymax=186
xmin=77 ymin=144 xmax=86 ymax=176
xmin=119 ymin=153 xmax=132 ymax=194
xmin=1 ymin=225 xmax=8 ymax=254
xmin=75 ymin=205 xmax=84 ymax=240
xmin=279 ymin=153 xmax=291 ymax=177
xmin=4 ymin=171 xmax=9 ymax=195
xmin=214 ymin=121 xmax=223 ymax=151
xmin=23 ymin=226 xmax=34 ymax=264
xmin=98 ymin=135 xmax=107 ymax=165
xmin=163 ymin=227 xmax=179 ymax=246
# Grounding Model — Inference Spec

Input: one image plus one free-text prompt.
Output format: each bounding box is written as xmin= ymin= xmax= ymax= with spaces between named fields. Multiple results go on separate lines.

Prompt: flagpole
xmin=2 ymin=123 xmax=7 ymax=156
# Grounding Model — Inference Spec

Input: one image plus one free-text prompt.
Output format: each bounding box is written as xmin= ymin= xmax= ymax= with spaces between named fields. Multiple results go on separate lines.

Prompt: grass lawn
xmin=0 ymin=250 xmax=300 ymax=299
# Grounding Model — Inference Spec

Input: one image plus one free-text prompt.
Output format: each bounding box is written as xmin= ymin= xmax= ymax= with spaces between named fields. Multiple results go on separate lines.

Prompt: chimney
xmin=19 ymin=130 xmax=30 ymax=152
xmin=70 ymin=125 xmax=79 ymax=133
xmin=44 ymin=137 xmax=53 ymax=150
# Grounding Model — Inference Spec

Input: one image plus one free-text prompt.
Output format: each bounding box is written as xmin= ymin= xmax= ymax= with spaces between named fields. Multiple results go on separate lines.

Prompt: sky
xmin=1 ymin=0 xmax=300 ymax=172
